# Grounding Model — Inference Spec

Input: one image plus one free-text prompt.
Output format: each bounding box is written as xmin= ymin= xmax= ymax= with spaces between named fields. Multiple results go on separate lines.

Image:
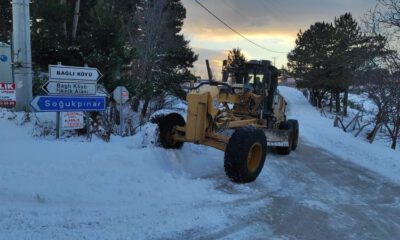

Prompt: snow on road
xmin=279 ymin=86 xmax=400 ymax=184
xmin=0 ymin=86 xmax=399 ymax=239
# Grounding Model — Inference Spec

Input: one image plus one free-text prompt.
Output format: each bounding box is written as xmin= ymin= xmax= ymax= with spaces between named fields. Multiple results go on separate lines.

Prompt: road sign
xmin=43 ymin=81 xmax=97 ymax=95
xmin=0 ymin=54 xmax=7 ymax=62
xmin=113 ymin=86 xmax=129 ymax=104
xmin=62 ymin=112 xmax=85 ymax=130
xmin=0 ymin=43 xmax=12 ymax=83
xmin=30 ymin=96 xmax=106 ymax=112
xmin=49 ymin=65 xmax=102 ymax=82
xmin=0 ymin=83 xmax=16 ymax=108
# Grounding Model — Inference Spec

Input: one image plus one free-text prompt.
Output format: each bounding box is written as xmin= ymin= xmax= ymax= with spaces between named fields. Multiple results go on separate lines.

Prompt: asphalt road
xmin=174 ymin=138 xmax=400 ymax=240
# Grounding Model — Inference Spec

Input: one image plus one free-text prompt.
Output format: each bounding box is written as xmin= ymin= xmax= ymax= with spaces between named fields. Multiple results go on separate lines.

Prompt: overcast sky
xmin=180 ymin=0 xmax=378 ymax=78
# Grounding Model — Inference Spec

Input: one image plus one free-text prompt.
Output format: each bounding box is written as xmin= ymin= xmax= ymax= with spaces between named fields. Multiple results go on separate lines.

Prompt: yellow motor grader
xmin=152 ymin=60 xmax=299 ymax=183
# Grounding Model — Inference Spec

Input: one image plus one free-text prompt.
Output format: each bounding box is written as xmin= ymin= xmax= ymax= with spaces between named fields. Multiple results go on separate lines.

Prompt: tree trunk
xmin=391 ymin=134 xmax=398 ymax=150
xmin=156 ymin=92 xmax=165 ymax=110
xmin=329 ymin=91 xmax=333 ymax=112
xmin=309 ymin=90 xmax=315 ymax=106
xmin=132 ymin=96 xmax=141 ymax=112
xmin=391 ymin=118 xmax=400 ymax=150
xmin=71 ymin=0 xmax=81 ymax=41
xmin=335 ymin=90 xmax=341 ymax=113
xmin=60 ymin=0 xmax=67 ymax=37
xmin=141 ymin=97 xmax=150 ymax=117
xmin=343 ymin=88 xmax=349 ymax=117
xmin=367 ymin=110 xmax=383 ymax=140
xmin=367 ymin=124 xmax=379 ymax=140
xmin=317 ymin=96 xmax=323 ymax=109
xmin=367 ymin=123 xmax=383 ymax=143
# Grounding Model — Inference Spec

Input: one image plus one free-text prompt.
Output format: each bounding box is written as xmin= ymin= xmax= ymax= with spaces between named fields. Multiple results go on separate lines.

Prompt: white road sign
xmin=113 ymin=86 xmax=129 ymax=104
xmin=0 ymin=83 xmax=16 ymax=108
xmin=61 ymin=112 xmax=85 ymax=130
xmin=49 ymin=65 xmax=102 ymax=82
xmin=43 ymin=81 xmax=97 ymax=95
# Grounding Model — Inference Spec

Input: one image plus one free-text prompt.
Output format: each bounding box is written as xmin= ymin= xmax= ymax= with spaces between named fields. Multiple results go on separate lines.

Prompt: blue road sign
xmin=0 ymin=54 xmax=7 ymax=62
xmin=30 ymin=96 xmax=106 ymax=112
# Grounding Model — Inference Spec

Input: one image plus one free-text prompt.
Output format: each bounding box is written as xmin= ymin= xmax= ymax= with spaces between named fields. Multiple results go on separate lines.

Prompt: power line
xmin=193 ymin=0 xmax=287 ymax=54
xmin=221 ymin=0 xmax=250 ymax=22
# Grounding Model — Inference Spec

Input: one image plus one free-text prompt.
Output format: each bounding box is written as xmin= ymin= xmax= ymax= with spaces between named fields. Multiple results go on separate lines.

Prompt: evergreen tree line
xmin=288 ymin=3 xmax=400 ymax=150
xmin=287 ymin=13 xmax=385 ymax=116
xmin=0 ymin=0 xmax=197 ymax=116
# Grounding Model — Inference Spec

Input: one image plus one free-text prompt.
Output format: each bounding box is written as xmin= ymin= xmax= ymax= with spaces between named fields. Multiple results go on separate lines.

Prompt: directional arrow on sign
xmin=30 ymin=96 xmax=106 ymax=112
xmin=49 ymin=65 xmax=103 ymax=82
xmin=43 ymin=81 xmax=97 ymax=95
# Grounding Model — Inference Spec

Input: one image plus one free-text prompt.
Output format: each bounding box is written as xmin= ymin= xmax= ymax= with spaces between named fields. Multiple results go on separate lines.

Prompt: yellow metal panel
xmin=186 ymin=92 xmax=208 ymax=141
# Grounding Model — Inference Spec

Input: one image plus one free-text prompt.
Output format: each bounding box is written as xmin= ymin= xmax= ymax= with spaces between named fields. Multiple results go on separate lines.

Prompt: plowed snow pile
xmin=0 ymin=111 xmax=241 ymax=239
xmin=279 ymin=86 xmax=400 ymax=183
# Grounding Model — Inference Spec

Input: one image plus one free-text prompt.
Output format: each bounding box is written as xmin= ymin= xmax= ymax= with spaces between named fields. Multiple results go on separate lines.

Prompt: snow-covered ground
xmin=0 ymin=112 xmax=233 ymax=239
xmin=0 ymin=86 xmax=399 ymax=239
xmin=279 ymin=86 xmax=400 ymax=184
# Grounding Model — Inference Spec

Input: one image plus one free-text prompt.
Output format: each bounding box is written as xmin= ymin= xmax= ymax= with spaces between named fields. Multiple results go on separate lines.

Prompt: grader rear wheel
xmin=288 ymin=119 xmax=299 ymax=150
xmin=224 ymin=126 xmax=267 ymax=183
xmin=276 ymin=121 xmax=293 ymax=155
xmin=154 ymin=113 xmax=185 ymax=149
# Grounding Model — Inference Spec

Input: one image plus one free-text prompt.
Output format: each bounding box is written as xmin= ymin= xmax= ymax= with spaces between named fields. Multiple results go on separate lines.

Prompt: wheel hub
xmin=247 ymin=142 xmax=262 ymax=173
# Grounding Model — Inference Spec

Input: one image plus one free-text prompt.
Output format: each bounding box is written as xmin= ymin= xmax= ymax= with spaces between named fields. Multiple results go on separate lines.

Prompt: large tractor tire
xmin=224 ymin=126 xmax=267 ymax=183
xmin=288 ymin=119 xmax=299 ymax=150
xmin=153 ymin=113 xmax=185 ymax=149
xmin=277 ymin=121 xmax=293 ymax=155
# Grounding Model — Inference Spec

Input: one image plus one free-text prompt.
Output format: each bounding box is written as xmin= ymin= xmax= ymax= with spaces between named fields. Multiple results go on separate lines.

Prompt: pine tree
xmin=129 ymin=0 xmax=197 ymax=116
xmin=288 ymin=13 xmax=385 ymax=113
xmin=287 ymin=22 xmax=337 ymax=107
xmin=0 ymin=0 xmax=12 ymax=43
xmin=80 ymin=0 xmax=134 ymax=91
xmin=222 ymin=48 xmax=247 ymax=83
xmin=30 ymin=0 xmax=135 ymax=92
xmin=227 ymin=48 xmax=246 ymax=68
xmin=31 ymin=0 xmax=84 ymax=67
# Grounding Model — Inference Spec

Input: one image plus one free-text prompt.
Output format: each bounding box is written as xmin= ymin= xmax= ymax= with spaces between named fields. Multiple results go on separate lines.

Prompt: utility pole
xmin=12 ymin=0 xmax=32 ymax=111
xmin=272 ymin=56 xmax=277 ymax=66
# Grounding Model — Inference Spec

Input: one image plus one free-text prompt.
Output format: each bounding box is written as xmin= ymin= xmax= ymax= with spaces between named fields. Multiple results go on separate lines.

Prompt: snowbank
xmin=0 ymin=110 xmax=239 ymax=239
xmin=279 ymin=86 xmax=400 ymax=184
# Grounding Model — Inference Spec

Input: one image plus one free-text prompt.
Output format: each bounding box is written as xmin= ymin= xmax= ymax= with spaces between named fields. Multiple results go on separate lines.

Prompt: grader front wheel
xmin=224 ymin=126 xmax=267 ymax=183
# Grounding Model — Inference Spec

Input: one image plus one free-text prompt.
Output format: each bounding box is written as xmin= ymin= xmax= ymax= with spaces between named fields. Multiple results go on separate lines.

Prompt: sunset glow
xmin=181 ymin=0 xmax=377 ymax=79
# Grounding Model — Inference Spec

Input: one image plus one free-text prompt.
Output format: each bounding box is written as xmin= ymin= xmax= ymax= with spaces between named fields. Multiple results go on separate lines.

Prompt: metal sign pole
xmin=86 ymin=112 xmax=90 ymax=140
xmin=112 ymin=86 xmax=129 ymax=137
xmin=56 ymin=112 xmax=60 ymax=139
xmin=120 ymin=88 xmax=123 ymax=136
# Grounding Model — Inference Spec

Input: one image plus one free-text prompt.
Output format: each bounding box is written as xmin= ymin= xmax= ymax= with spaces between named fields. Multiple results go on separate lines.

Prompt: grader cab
xmin=153 ymin=60 xmax=299 ymax=183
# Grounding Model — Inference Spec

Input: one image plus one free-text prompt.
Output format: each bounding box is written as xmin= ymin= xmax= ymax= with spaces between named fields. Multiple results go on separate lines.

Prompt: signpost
xmin=0 ymin=83 xmax=16 ymax=108
xmin=30 ymin=64 xmax=107 ymax=139
xmin=43 ymin=81 xmax=97 ymax=95
xmin=113 ymin=86 xmax=130 ymax=135
xmin=29 ymin=64 xmax=105 ymax=139
xmin=49 ymin=65 xmax=102 ymax=82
